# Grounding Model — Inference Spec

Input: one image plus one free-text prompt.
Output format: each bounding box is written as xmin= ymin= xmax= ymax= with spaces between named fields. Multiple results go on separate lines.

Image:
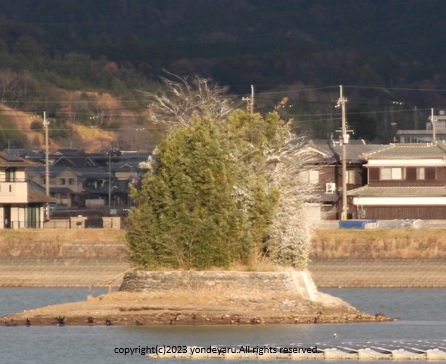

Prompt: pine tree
xmin=127 ymin=118 xmax=245 ymax=269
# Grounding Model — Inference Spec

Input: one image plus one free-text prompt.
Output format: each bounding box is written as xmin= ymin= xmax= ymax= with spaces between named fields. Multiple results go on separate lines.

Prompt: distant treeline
xmin=0 ymin=0 xmax=445 ymax=142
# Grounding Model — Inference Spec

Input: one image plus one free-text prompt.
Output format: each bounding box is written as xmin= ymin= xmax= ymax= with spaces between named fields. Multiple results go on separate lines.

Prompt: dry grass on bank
xmin=0 ymin=229 xmax=126 ymax=242
xmin=0 ymin=229 xmax=127 ymax=258
xmin=311 ymin=228 xmax=446 ymax=259
xmin=2 ymin=227 xmax=446 ymax=262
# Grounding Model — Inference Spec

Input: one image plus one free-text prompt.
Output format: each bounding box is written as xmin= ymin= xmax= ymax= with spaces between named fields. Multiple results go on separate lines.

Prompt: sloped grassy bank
xmin=309 ymin=228 xmax=446 ymax=288
xmin=2 ymin=228 xmax=446 ymax=260
xmin=311 ymin=228 xmax=446 ymax=259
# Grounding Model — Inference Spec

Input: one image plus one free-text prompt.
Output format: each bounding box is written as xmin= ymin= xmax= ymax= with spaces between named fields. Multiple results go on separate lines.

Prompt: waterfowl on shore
xmin=105 ymin=319 xmax=112 ymax=326
xmin=26 ymin=318 xmax=31 ymax=327
xmin=55 ymin=316 xmax=65 ymax=326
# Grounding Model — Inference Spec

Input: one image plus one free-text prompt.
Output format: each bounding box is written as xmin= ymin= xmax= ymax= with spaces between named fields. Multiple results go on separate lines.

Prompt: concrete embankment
xmin=0 ymin=230 xmax=129 ymax=287
xmin=308 ymin=259 xmax=446 ymax=288
xmin=309 ymin=228 xmax=446 ymax=288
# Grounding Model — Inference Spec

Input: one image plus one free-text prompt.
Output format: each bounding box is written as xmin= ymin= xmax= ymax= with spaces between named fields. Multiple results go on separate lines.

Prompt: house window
xmin=417 ymin=167 xmax=425 ymax=180
xmin=347 ymin=170 xmax=356 ymax=184
xmin=5 ymin=168 xmax=16 ymax=182
xmin=68 ymin=178 xmax=75 ymax=185
xmin=300 ymin=170 xmax=319 ymax=184
xmin=408 ymin=167 xmax=436 ymax=180
xmin=381 ymin=167 xmax=403 ymax=180
xmin=59 ymin=178 xmax=66 ymax=185
xmin=308 ymin=170 xmax=319 ymax=183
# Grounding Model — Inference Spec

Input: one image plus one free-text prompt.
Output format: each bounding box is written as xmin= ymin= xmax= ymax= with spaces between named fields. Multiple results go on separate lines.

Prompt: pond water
xmin=1 ymin=288 xmax=445 ymax=363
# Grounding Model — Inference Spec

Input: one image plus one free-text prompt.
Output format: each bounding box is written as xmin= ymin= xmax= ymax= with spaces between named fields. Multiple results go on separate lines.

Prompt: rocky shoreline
xmin=1 ymin=290 xmax=397 ymax=327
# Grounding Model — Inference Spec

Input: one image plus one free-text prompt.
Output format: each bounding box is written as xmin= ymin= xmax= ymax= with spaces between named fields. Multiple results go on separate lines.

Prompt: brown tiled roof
xmin=347 ymin=185 xmax=446 ymax=197
xmin=28 ymin=188 xmax=57 ymax=203
xmin=364 ymin=143 xmax=446 ymax=159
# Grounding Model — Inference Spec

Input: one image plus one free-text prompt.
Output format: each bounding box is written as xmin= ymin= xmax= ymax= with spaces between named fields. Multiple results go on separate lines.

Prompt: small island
xmin=2 ymin=77 xmax=394 ymax=327
xmin=2 ymin=270 xmax=395 ymax=326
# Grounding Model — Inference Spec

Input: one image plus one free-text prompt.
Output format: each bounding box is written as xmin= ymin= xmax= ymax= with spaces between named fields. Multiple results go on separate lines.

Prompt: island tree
xmin=127 ymin=75 xmax=317 ymax=270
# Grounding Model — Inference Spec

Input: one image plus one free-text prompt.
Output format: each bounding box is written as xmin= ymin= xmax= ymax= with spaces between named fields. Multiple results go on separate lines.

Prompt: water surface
xmin=1 ymin=288 xmax=445 ymax=363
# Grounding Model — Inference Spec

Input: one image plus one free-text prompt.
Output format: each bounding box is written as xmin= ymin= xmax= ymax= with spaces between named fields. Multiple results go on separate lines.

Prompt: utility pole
xmin=336 ymin=85 xmax=349 ymax=220
xmin=250 ymin=85 xmax=254 ymax=115
xmin=44 ymin=111 xmax=50 ymax=197
xmin=242 ymin=85 xmax=254 ymax=115
xmin=108 ymin=149 xmax=112 ymax=209
xmin=431 ymin=108 xmax=437 ymax=143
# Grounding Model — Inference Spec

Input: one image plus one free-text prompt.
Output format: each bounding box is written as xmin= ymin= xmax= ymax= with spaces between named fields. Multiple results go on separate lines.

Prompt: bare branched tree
xmin=264 ymin=132 xmax=320 ymax=268
xmin=142 ymin=72 xmax=235 ymax=128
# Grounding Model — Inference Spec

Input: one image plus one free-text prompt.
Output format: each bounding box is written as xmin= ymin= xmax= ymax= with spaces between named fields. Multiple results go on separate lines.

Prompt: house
xmin=396 ymin=109 xmax=446 ymax=143
xmin=27 ymin=165 xmax=115 ymax=208
xmin=50 ymin=149 xmax=99 ymax=168
xmin=26 ymin=149 xmax=149 ymax=210
xmin=0 ymin=153 xmax=54 ymax=229
xmin=303 ymin=140 xmax=383 ymax=221
xmin=348 ymin=143 xmax=446 ymax=220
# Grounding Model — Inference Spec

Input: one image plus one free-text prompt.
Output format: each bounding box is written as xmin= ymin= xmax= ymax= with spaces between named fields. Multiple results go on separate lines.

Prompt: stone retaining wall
xmin=119 ymin=270 xmax=319 ymax=301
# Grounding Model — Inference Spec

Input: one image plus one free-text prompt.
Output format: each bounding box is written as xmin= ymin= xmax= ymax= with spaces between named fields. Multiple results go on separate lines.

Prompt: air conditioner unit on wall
xmin=326 ymin=182 xmax=336 ymax=193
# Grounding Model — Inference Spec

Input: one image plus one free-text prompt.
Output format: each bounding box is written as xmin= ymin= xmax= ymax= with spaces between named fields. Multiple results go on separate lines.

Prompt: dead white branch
xmin=142 ymin=72 xmax=234 ymax=128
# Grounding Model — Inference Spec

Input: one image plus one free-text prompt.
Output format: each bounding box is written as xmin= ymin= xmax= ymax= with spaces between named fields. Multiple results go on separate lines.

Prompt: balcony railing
xmin=0 ymin=178 xmax=27 ymax=183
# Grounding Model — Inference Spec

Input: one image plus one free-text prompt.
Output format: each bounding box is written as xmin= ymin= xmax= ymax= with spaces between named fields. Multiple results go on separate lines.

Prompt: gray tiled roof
xmin=307 ymin=140 xmax=385 ymax=162
xmin=364 ymin=143 xmax=446 ymax=159
xmin=396 ymin=130 xmax=446 ymax=135
xmin=347 ymin=185 xmax=446 ymax=197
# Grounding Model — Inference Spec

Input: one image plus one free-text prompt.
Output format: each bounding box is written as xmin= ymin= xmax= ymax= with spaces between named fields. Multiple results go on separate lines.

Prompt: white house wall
xmin=353 ymin=196 xmax=446 ymax=206
xmin=367 ymin=159 xmax=446 ymax=167
xmin=13 ymin=207 xmax=25 ymax=229
xmin=0 ymin=182 xmax=28 ymax=203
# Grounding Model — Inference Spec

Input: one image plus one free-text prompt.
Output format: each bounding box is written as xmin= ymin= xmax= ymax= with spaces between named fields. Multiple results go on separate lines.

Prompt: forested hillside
xmin=0 ymin=0 xmax=446 ymax=148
